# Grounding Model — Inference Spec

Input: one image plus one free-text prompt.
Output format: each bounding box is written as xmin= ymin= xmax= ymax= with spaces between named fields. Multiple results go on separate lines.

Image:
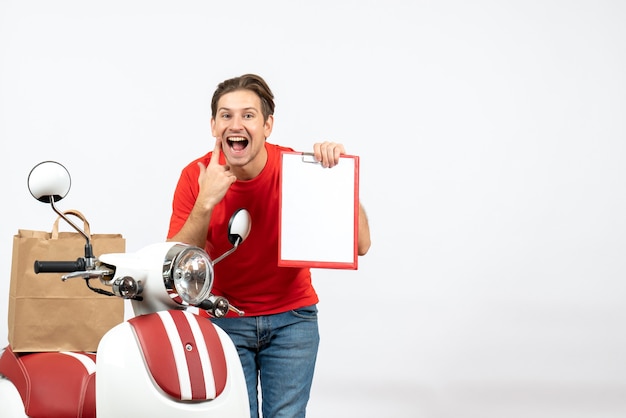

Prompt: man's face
xmin=211 ymin=89 xmax=273 ymax=178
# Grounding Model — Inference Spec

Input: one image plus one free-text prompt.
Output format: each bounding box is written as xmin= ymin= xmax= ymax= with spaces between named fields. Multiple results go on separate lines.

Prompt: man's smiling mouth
xmin=227 ymin=137 xmax=249 ymax=151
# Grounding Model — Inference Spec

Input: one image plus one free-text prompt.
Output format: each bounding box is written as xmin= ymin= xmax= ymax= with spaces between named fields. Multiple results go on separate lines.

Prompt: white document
xmin=279 ymin=151 xmax=359 ymax=269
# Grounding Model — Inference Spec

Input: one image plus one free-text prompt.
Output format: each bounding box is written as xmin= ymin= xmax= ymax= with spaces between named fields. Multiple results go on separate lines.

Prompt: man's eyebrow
xmin=217 ymin=106 xmax=258 ymax=112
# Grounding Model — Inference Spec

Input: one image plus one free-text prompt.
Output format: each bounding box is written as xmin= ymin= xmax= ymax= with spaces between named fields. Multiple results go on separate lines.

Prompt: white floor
xmin=307 ymin=380 xmax=626 ymax=418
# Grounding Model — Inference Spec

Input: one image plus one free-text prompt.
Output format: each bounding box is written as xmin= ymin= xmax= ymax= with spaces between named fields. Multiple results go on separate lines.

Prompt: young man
xmin=167 ymin=74 xmax=371 ymax=417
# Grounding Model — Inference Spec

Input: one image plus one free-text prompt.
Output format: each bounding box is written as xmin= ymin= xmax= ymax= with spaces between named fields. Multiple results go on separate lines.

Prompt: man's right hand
xmin=195 ymin=138 xmax=237 ymax=211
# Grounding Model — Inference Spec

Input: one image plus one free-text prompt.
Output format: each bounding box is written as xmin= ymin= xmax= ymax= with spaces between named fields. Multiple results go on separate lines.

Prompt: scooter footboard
xmin=96 ymin=310 xmax=249 ymax=417
xmin=0 ymin=346 xmax=96 ymax=418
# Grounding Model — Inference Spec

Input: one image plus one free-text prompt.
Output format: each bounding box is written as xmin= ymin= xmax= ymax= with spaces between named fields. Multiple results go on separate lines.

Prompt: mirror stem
xmin=49 ymin=199 xmax=95 ymax=269
xmin=211 ymin=237 xmax=242 ymax=265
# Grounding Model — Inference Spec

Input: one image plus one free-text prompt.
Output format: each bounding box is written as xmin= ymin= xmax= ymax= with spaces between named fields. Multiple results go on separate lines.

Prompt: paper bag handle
xmin=51 ymin=209 xmax=92 ymax=239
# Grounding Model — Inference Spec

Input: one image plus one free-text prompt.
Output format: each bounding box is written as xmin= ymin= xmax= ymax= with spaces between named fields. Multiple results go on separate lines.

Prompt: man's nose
xmin=230 ymin=115 xmax=244 ymax=129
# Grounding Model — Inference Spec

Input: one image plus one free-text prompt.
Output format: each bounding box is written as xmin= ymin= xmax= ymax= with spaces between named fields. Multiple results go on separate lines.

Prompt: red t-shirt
xmin=167 ymin=142 xmax=318 ymax=316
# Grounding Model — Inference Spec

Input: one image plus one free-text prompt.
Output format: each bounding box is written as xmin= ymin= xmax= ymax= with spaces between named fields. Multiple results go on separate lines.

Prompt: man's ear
xmin=264 ymin=114 xmax=274 ymax=137
xmin=210 ymin=117 xmax=217 ymax=137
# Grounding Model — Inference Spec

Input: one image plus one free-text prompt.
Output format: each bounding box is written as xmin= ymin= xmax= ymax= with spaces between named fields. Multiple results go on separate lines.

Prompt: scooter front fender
xmin=96 ymin=310 xmax=249 ymax=418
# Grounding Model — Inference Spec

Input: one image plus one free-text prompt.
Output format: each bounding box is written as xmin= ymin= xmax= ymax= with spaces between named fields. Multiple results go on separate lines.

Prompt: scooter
xmin=0 ymin=161 xmax=251 ymax=417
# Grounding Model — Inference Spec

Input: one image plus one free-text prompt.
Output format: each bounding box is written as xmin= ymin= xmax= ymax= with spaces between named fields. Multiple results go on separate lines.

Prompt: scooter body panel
xmin=96 ymin=313 xmax=249 ymax=418
xmin=0 ymin=376 xmax=28 ymax=417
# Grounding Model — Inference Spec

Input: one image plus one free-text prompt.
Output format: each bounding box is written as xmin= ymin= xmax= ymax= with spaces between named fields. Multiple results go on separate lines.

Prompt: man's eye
xmin=244 ymin=113 xmax=254 ymax=119
xmin=221 ymin=114 xmax=231 ymax=119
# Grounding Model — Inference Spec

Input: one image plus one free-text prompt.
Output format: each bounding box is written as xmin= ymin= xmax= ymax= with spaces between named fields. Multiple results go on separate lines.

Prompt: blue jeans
xmin=211 ymin=305 xmax=320 ymax=418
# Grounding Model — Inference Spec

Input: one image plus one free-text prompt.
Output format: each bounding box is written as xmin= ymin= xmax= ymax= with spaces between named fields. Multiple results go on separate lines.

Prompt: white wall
xmin=2 ymin=1 xmax=626 ymax=417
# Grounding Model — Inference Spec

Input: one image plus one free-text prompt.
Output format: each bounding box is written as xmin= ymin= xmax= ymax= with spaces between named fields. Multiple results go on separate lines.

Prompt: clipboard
xmin=278 ymin=151 xmax=359 ymax=269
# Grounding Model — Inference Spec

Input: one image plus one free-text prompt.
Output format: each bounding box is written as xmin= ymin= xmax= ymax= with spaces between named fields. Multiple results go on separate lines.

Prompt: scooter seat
xmin=0 ymin=346 xmax=96 ymax=418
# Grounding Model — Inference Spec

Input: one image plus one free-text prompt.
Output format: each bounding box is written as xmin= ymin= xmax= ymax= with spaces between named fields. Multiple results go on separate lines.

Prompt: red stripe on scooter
xmin=169 ymin=310 xmax=206 ymax=399
xmin=129 ymin=313 xmax=180 ymax=398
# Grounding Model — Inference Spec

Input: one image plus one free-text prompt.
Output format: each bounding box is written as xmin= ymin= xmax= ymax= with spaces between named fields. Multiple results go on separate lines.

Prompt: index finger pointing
xmin=210 ymin=138 xmax=223 ymax=165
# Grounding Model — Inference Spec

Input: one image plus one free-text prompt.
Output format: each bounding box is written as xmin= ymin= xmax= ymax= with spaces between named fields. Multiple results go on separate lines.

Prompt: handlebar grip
xmin=34 ymin=259 xmax=86 ymax=274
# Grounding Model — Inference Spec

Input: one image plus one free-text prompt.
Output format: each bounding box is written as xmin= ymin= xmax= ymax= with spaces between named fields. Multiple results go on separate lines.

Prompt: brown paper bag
xmin=7 ymin=209 xmax=126 ymax=352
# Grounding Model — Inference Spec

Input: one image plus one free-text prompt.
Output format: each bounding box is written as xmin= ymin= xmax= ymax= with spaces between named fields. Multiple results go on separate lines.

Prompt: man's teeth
xmin=228 ymin=137 xmax=248 ymax=151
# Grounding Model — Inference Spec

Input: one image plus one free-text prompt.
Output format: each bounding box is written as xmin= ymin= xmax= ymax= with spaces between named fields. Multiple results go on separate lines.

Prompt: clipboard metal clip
xmin=301 ymin=152 xmax=320 ymax=164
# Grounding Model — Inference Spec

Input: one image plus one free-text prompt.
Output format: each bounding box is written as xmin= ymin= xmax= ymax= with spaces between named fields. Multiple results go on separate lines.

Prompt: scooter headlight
xmin=163 ymin=244 xmax=214 ymax=306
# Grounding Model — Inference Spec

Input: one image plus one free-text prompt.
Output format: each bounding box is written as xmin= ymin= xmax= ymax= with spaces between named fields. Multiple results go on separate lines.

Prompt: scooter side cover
xmin=128 ymin=310 xmax=227 ymax=401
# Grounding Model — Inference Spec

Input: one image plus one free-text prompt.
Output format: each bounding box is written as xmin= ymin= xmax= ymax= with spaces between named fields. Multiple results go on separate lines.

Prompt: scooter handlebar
xmin=34 ymin=259 xmax=86 ymax=274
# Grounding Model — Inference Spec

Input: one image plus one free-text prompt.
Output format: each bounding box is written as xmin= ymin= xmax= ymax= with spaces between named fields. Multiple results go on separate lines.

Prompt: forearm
xmin=357 ymin=203 xmax=371 ymax=255
xmin=167 ymin=205 xmax=214 ymax=248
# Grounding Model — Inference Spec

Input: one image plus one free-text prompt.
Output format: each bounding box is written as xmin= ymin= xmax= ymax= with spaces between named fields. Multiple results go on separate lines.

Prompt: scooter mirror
xmin=228 ymin=208 xmax=251 ymax=246
xmin=27 ymin=161 xmax=71 ymax=204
